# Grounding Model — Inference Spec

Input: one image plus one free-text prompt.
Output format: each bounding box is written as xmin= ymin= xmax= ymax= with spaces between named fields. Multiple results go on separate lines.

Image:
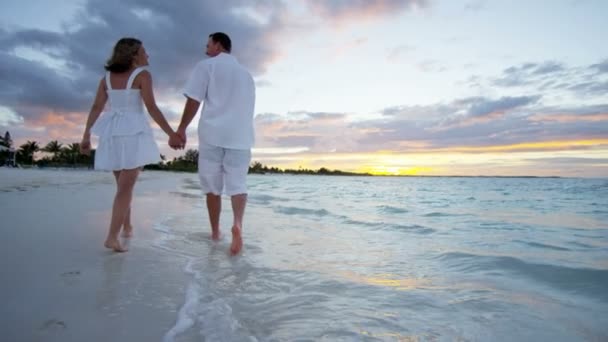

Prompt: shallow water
xmin=155 ymin=175 xmax=608 ymax=341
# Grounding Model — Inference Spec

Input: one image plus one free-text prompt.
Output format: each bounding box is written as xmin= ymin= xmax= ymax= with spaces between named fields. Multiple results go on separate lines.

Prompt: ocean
xmin=153 ymin=174 xmax=608 ymax=341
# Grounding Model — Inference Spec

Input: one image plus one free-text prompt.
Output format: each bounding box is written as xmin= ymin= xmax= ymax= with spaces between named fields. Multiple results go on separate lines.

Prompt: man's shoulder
xmin=195 ymin=58 xmax=212 ymax=68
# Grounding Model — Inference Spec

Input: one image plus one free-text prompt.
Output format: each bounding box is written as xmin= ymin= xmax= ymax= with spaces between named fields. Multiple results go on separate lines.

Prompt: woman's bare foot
xmin=121 ymin=225 xmax=133 ymax=238
xmin=230 ymin=226 xmax=242 ymax=255
xmin=104 ymin=239 xmax=128 ymax=252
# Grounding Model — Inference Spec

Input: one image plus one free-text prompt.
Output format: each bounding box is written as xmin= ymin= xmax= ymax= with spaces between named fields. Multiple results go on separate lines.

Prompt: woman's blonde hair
xmin=104 ymin=37 xmax=142 ymax=73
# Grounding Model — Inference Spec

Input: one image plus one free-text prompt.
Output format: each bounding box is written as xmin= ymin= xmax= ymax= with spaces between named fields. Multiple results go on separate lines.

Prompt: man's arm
xmin=177 ymin=97 xmax=201 ymax=145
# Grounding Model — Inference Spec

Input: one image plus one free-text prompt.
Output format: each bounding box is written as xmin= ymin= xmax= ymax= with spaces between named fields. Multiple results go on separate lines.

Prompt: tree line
xmin=0 ymin=133 xmax=370 ymax=176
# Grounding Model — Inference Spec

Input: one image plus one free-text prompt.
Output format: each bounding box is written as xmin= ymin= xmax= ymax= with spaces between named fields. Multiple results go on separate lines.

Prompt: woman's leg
xmin=113 ymin=171 xmax=133 ymax=237
xmin=105 ymin=168 xmax=140 ymax=252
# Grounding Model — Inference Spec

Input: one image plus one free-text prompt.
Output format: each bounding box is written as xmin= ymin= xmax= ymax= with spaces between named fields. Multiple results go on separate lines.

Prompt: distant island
xmin=0 ymin=136 xmax=371 ymax=176
xmin=145 ymin=153 xmax=372 ymax=176
xmin=0 ymin=135 xmax=562 ymax=178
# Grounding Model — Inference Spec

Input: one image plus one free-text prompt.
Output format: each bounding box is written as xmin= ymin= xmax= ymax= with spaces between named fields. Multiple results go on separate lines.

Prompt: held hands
xmin=168 ymin=129 xmax=186 ymax=150
xmin=80 ymin=134 xmax=92 ymax=156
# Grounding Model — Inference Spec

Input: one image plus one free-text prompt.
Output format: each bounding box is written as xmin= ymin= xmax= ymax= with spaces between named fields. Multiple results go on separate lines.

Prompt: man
xmin=172 ymin=32 xmax=255 ymax=255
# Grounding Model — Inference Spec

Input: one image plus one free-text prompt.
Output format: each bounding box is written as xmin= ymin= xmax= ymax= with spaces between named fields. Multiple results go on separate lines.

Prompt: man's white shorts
xmin=198 ymin=141 xmax=251 ymax=196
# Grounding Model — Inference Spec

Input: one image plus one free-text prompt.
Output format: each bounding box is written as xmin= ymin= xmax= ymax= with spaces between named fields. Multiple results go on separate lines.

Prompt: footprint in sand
xmin=187 ymin=231 xmax=215 ymax=242
xmin=39 ymin=319 xmax=67 ymax=333
xmin=60 ymin=270 xmax=81 ymax=285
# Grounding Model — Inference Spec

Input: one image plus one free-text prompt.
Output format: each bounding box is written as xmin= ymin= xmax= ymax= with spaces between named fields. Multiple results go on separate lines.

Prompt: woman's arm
xmin=138 ymin=70 xmax=176 ymax=137
xmin=80 ymin=78 xmax=107 ymax=155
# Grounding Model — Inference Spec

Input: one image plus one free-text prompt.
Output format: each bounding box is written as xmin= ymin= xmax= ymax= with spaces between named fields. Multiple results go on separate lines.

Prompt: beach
xmin=1 ymin=168 xmax=607 ymax=341
xmin=0 ymin=169 xmax=193 ymax=341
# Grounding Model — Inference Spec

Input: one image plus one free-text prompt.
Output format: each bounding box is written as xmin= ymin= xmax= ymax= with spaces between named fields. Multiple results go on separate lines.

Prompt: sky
xmin=1 ymin=0 xmax=607 ymax=177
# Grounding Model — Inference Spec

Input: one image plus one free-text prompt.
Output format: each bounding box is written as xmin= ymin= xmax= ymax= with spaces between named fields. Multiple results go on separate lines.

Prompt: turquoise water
xmin=157 ymin=175 xmax=608 ymax=341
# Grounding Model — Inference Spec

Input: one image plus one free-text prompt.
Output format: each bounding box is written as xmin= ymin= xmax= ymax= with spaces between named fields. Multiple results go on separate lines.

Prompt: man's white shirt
xmin=183 ymin=53 xmax=256 ymax=150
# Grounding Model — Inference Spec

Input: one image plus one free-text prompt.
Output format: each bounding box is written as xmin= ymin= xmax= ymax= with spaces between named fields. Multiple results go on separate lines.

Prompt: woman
xmin=80 ymin=37 xmax=182 ymax=252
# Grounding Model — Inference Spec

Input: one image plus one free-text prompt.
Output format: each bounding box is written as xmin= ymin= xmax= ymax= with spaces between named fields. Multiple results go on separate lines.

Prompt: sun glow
xmin=358 ymin=165 xmax=436 ymax=176
xmin=252 ymin=139 xmax=608 ymax=177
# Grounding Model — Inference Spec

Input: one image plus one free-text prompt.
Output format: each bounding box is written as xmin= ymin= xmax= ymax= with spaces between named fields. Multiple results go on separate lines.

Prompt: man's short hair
xmin=209 ymin=32 xmax=231 ymax=53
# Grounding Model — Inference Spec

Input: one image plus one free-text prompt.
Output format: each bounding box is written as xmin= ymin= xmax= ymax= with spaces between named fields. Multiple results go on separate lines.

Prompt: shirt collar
xmin=216 ymin=52 xmax=236 ymax=61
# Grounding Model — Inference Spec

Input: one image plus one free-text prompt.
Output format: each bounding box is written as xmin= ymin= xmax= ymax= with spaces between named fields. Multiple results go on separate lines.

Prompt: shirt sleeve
xmin=183 ymin=61 xmax=209 ymax=103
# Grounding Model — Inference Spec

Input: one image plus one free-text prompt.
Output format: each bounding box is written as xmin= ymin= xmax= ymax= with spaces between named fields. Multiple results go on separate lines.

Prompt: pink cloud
xmin=306 ymin=0 xmax=429 ymax=24
xmin=528 ymin=113 xmax=608 ymax=123
xmin=7 ymin=111 xmax=86 ymax=147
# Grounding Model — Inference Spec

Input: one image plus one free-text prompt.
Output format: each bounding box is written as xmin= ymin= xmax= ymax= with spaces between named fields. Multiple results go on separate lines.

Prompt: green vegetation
xmin=1 ymin=134 xmax=370 ymax=176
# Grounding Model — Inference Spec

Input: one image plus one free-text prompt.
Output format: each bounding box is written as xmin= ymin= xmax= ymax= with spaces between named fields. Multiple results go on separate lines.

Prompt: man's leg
xmin=230 ymin=194 xmax=247 ymax=255
xmin=207 ymin=193 xmax=221 ymax=240
xmin=224 ymin=148 xmax=252 ymax=255
xmin=198 ymin=142 xmax=225 ymax=240
xmin=231 ymin=194 xmax=247 ymax=230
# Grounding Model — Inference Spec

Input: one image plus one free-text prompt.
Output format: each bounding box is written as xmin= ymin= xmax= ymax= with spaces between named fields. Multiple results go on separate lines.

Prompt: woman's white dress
xmin=91 ymin=67 xmax=161 ymax=171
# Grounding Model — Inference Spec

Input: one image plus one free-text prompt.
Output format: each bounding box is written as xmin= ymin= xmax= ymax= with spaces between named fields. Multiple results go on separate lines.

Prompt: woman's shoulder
xmin=132 ymin=67 xmax=152 ymax=88
xmin=135 ymin=68 xmax=152 ymax=80
xmin=136 ymin=67 xmax=151 ymax=76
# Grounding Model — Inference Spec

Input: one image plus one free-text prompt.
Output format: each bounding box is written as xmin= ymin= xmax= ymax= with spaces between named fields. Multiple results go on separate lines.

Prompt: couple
xmin=80 ymin=33 xmax=255 ymax=255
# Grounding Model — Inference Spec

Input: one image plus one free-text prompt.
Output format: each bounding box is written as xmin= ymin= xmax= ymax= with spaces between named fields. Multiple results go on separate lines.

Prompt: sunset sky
xmin=1 ymin=0 xmax=607 ymax=177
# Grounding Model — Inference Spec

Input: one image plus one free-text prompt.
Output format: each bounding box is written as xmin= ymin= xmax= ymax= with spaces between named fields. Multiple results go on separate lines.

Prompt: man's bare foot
xmin=104 ymin=239 xmax=128 ymax=252
xmin=230 ymin=226 xmax=243 ymax=255
xmin=121 ymin=225 xmax=133 ymax=238
xmin=211 ymin=230 xmax=221 ymax=241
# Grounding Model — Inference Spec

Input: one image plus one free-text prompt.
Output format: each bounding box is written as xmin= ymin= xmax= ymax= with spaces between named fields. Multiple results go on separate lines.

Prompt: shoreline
xmin=3 ymin=166 xmax=583 ymax=179
xmin=1 ymin=168 xmax=606 ymax=340
xmin=0 ymin=168 xmax=198 ymax=341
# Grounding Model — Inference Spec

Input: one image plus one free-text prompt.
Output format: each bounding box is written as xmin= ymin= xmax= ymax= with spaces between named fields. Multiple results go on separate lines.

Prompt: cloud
xmin=532 ymin=61 xmax=565 ymax=75
xmin=0 ymin=29 xmax=65 ymax=53
xmin=0 ymin=52 xmax=90 ymax=116
xmin=2 ymin=0 xmax=607 ymax=175
xmin=255 ymin=111 xmax=361 ymax=153
xmin=386 ymin=44 xmax=415 ymax=62
xmin=2 ymin=0 xmax=287 ymax=86
xmin=529 ymin=113 xmax=608 ymax=123
xmin=2 ymin=111 xmax=86 ymax=148
xmin=330 ymin=37 xmax=369 ymax=60
xmin=590 ymin=59 xmax=608 ymax=74
xmin=467 ymin=59 xmax=608 ymax=101
xmin=464 ymin=96 xmax=539 ymax=117
xmin=464 ymin=0 xmax=486 ymax=11
xmin=526 ymin=104 xmax=608 ymax=126
xmin=567 ymin=80 xmax=608 ymax=96
xmin=0 ymin=0 xmax=289 ymax=143
xmin=253 ymin=95 xmax=608 ymax=156
xmin=0 ymin=0 xmax=435 ymax=146
xmin=305 ymin=0 xmax=429 ymax=22
xmin=524 ymin=157 xmax=608 ymax=165
xmin=492 ymin=61 xmax=566 ymax=87
xmin=417 ymin=59 xmax=447 ymax=73
xmin=433 ymin=96 xmax=541 ymax=130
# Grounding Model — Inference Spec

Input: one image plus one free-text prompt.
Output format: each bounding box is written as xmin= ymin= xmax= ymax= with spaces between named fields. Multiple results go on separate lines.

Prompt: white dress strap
xmin=105 ymin=72 xmax=112 ymax=90
xmin=126 ymin=67 xmax=147 ymax=89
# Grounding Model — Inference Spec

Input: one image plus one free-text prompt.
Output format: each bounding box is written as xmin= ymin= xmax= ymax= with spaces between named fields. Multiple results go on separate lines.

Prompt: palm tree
xmin=249 ymin=161 xmax=265 ymax=174
xmin=183 ymin=149 xmax=199 ymax=164
xmin=43 ymin=140 xmax=63 ymax=161
xmin=18 ymin=140 xmax=40 ymax=164
xmin=0 ymin=131 xmax=11 ymax=148
xmin=63 ymin=143 xmax=81 ymax=164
